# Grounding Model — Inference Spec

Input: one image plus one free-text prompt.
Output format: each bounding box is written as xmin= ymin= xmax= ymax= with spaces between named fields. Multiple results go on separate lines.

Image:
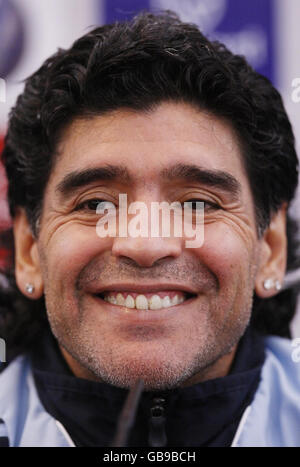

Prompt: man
xmin=0 ymin=11 xmax=299 ymax=447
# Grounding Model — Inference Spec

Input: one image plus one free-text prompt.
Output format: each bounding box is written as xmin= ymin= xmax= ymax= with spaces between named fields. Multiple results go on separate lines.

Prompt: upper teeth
xmin=103 ymin=293 xmax=185 ymax=310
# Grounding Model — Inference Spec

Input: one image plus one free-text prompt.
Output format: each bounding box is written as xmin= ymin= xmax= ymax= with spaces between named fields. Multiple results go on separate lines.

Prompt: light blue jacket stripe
xmin=233 ymin=336 xmax=300 ymax=447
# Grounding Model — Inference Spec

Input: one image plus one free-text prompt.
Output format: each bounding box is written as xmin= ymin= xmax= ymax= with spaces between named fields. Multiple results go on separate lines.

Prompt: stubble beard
xmin=41 ymin=250 xmax=255 ymax=391
xmin=45 ymin=288 xmax=253 ymax=392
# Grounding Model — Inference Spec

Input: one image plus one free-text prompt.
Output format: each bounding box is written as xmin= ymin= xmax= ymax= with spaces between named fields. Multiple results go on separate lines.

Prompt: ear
xmin=13 ymin=208 xmax=44 ymax=299
xmin=255 ymin=204 xmax=287 ymax=298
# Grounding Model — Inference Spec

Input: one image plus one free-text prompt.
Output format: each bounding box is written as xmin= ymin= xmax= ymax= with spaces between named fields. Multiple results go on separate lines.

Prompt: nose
xmin=111 ymin=236 xmax=182 ymax=268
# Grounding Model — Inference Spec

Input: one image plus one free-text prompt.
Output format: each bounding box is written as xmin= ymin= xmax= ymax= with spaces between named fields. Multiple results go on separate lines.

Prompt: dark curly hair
xmin=0 ymin=10 xmax=299 ymax=362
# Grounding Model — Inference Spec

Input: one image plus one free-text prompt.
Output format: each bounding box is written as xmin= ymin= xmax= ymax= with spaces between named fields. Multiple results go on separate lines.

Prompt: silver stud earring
xmin=25 ymin=283 xmax=35 ymax=294
xmin=263 ymin=278 xmax=282 ymax=291
xmin=263 ymin=278 xmax=274 ymax=290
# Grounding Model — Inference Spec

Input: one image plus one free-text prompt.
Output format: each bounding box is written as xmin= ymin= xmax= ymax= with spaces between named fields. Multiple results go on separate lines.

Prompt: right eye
xmin=75 ymin=199 xmax=116 ymax=213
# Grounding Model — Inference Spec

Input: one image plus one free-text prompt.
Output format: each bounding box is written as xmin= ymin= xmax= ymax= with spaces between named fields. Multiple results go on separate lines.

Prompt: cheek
xmin=40 ymin=226 xmax=113 ymax=287
xmin=197 ymin=223 xmax=256 ymax=287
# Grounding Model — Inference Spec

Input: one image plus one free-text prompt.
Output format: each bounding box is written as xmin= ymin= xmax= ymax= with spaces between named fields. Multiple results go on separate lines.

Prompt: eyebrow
xmin=161 ymin=163 xmax=242 ymax=200
xmin=55 ymin=165 xmax=131 ymax=199
xmin=55 ymin=162 xmax=242 ymax=201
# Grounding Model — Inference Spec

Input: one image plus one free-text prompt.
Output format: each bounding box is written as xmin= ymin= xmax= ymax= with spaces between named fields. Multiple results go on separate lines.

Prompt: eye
xmin=75 ymin=199 xmax=116 ymax=213
xmin=183 ymin=199 xmax=220 ymax=211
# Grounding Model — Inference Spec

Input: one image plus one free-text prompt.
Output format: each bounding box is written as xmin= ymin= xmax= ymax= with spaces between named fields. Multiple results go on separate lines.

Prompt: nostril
xmin=111 ymin=237 xmax=182 ymax=268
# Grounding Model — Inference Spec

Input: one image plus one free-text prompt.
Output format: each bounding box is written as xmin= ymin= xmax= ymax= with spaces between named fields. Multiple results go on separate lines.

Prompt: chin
xmin=94 ymin=365 xmax=189 ymax=392
xmin=85 ymin=349 xmax=199 ymax=391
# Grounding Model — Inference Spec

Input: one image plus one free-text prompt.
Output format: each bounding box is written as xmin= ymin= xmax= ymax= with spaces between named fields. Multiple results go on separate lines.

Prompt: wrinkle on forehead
xmin=57 ymin=102 xmax=238 ymax=148
xmin=53 ymin=102 xmax=247 ymax=178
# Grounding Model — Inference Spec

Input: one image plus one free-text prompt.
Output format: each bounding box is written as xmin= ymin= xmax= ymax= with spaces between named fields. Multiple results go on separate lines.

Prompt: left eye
xmin=184 ymin=200 xmax=219 ymax=211
xmin=75 ymin=199 xmax=116 ymax=212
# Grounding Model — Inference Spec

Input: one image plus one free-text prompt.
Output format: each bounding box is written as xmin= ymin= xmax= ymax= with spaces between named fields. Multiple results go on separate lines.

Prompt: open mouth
xmin=96 ymin=290 xmax=196 ymax=311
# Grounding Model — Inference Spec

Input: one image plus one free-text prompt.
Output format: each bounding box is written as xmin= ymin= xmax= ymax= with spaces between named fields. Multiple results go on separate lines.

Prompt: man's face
xmin=29 ymin=102 xmax=263 ymax=390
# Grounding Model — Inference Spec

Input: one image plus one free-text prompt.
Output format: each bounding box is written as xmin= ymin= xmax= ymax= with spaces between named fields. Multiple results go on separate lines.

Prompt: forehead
xmin=48 ymin=101 xmax=250 ymax=192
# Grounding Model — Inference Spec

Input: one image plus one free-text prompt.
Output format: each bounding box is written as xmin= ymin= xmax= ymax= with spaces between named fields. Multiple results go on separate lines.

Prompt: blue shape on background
xmin=104 ymin=0 xmax=150 ymax=23
xmin=102 ymin=0 xmax=274 ymax=83
xmin=215 ymin=0 xmax=274 ymax=81
xmin=0 ymin=0 xmax=25 ymax=77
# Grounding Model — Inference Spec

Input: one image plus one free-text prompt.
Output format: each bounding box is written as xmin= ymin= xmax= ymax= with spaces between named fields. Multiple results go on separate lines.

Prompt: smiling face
xmin=13 ymin=101 xmax=287 ymax=390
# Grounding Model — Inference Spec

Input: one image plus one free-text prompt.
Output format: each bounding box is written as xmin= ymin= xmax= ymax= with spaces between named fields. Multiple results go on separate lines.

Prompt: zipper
xmin=148 ymin=396 xmax=167 ymax=447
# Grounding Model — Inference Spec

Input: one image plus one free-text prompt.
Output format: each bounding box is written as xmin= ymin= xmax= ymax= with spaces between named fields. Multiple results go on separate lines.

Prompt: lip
xmin=88 ymin=282 xmax=199 ymax=296
xmin=91 ymin=292 xmax=198 ymax=323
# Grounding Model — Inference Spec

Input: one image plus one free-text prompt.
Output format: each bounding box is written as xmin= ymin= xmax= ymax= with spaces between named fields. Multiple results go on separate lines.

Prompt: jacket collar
xmin=29 ymin=326 xmax=265 ymax=446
